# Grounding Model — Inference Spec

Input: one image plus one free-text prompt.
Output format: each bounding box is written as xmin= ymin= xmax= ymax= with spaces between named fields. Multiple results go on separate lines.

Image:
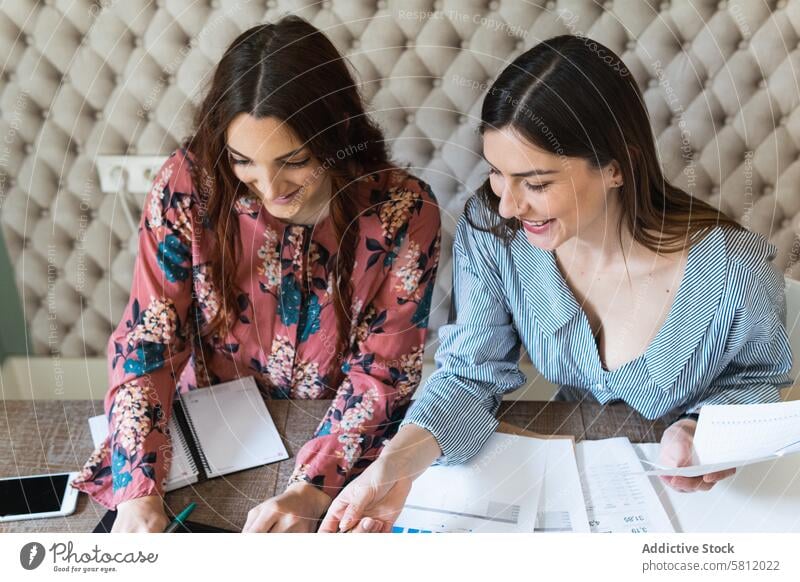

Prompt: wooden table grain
xmin=0 ymin=398 xmax=667 ymax=533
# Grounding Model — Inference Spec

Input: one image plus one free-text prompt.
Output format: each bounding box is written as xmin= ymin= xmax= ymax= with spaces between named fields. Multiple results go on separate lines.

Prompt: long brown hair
xmin=186 ymin=16 xmax=389 ymax=360
xmin=473 ymin=35 xmax=742 ymax=251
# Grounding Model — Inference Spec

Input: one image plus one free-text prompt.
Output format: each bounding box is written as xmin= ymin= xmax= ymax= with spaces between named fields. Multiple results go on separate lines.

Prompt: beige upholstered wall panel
xmin=2 ymin=0 xmax=800 ymax=357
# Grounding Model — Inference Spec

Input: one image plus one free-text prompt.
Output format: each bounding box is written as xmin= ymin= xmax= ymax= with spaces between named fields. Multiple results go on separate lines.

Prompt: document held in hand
xmin=642 ymin=400 xmax=800 ymax=478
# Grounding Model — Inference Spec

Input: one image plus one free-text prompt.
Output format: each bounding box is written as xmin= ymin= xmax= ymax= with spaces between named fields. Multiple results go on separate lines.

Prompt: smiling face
xmin=226 ymin=114 xmax=332 ymax=224
xmin=483 ymin=126 xmax=623 ymax=251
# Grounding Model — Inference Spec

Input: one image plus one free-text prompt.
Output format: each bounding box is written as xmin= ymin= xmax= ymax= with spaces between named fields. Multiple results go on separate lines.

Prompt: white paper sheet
xmin=642 ymin=401 xmax=800 ymax=477
xmin=635 ymin=443 xmax=800 ymax=532
xmin=180 ymin=377 xmax=288 ymax=477
xmin=535 ymin=437 xmax=590 ymax=533
xmin=576 ymin=438 xmax=674 ymax=533
xmin=393 ymin=432 xmax=547 ymax=533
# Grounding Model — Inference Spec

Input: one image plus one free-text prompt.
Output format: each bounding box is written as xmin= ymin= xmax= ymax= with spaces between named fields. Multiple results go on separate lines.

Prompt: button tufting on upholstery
xmin=3 ymin=1 xmax=800 ymax=357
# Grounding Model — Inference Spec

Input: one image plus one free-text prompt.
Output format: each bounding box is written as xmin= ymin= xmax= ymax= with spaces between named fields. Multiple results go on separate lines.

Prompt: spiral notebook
xmin=88 ymin=376 xmax=289 ymax=491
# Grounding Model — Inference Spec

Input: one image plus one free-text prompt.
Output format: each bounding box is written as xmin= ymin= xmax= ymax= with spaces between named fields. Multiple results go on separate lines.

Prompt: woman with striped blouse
xmin=320 ymin=35 xmax=793 ymax=533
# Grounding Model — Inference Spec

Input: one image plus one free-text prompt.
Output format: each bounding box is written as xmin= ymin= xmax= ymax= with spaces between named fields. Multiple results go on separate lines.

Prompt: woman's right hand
xmin=319 ymin=424 xmax=442 ymax=533
xmin=318 ymin=458 xmax=413 ymax=533
xmin=112 ymin=495 xmax=169 ymax=533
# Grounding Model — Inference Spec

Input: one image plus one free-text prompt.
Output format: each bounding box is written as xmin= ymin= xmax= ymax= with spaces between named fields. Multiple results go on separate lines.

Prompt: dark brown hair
xmin=473 ymin=34 xmax=742 ymax=251
xmin=186 ymin=16 xmax=389 ymax=359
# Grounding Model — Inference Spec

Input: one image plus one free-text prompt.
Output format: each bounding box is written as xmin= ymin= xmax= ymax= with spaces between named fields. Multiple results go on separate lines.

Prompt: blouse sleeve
xmin=70 ymin=149 xmax=197 ymax=510
xmin=287 ymin=178 xmax=441 ymax=499
xmin=684 ymin=253 xmax=793 ymax=413
xmin=400 ymin=200 xmax=527 ymax=465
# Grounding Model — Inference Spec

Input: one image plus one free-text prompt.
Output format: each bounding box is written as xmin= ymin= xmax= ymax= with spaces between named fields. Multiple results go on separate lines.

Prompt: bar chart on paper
xmin=392 ymin=433 xmax=547 ymax=533
xmin=393 ymin=501 xmax=524 ymax=533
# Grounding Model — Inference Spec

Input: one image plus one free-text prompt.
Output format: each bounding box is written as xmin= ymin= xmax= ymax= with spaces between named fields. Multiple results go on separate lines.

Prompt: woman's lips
xmin=270 ymin=188 xmax=300 ymax=206
xmin=521 ymin=218 xmax=554 ymax=235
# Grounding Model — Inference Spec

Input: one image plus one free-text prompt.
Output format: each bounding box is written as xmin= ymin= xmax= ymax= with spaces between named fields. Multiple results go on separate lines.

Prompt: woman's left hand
xmin=242 ymin=482 xmax=332 ymax=532
xmin=658 ymin=417 xmax=735 ymax=492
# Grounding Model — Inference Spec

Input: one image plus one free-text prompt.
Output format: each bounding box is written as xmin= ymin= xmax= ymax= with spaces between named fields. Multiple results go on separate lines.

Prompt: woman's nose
xmin=497 ymin=186 xmax=528 ymax=220
xmin=252 ymin=167 xmax=280 ymax=200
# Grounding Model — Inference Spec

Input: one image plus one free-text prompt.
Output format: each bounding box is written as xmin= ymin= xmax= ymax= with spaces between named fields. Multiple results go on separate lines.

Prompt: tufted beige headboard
xmin=2 ymin=0 xmax=800 ymax=358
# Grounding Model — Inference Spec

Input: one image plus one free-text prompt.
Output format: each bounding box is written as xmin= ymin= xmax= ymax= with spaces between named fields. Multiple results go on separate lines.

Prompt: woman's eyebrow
xmin=226 ymin=145 xmax=250 ymax=159
xmin=225 ymin=144 xmax=307 ymax=161
xmin=482 ymin=154 xmax=557 ymax=177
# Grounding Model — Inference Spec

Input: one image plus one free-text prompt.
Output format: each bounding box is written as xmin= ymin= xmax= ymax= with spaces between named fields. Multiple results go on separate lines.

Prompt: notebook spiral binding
xmin=172 ymin=397 xmax=211 ymax=482
xmin=170 ymin=416 xmax=198 ymax=475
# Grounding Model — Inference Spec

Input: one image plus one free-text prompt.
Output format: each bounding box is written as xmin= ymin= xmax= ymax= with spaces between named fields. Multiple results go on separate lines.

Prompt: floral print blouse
xmin=71 ymin=148 xmax=441 ymax=509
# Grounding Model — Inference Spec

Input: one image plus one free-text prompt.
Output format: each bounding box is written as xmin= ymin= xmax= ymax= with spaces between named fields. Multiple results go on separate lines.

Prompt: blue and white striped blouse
xmin=403 ymin=196 xmax=794 ymax=465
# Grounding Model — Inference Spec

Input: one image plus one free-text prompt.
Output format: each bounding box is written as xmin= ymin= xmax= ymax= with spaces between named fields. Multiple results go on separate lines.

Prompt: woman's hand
xmin=113 ymin=495 xmax=170 ymax=533
xmin=242 ymin=482 xmax=332 ymax=533
xmin=658 ymin=418 xmax=735 ymax=492
xmin=318 ymin=457 xmax=414 ymax=533
xmin=319 ymin=424 xmax=442 ymax=533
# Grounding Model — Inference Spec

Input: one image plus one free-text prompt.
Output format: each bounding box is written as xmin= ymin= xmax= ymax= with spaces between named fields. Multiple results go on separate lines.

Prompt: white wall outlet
xmin=95 ymin=156 xmax=168 ymax=194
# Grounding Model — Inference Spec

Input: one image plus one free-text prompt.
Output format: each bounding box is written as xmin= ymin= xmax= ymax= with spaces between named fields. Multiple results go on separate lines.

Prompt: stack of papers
xmin=393 ymin=432 xmax=673 ymax=533
xmin=393 ymin=401 xmax=800 ymax=533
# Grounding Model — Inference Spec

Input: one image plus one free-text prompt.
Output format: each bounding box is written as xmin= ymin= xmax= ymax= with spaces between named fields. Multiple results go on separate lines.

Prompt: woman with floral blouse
xmin=71 ymin=16 xmax=441 ymax=533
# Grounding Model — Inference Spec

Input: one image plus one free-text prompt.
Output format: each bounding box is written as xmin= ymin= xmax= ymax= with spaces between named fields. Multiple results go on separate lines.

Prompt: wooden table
xmin=0 ymin=399 xmax=667 ymax=533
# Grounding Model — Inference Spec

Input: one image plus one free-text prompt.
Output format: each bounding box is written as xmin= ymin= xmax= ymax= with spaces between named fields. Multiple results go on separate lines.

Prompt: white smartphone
xmin=0 ymin=472 xmax=80 ymax=522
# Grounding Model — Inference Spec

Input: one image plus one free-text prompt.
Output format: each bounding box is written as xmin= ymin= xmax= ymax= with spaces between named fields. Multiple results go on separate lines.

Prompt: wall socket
xmin=95 ymin=155 xmax=168 ymax=194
